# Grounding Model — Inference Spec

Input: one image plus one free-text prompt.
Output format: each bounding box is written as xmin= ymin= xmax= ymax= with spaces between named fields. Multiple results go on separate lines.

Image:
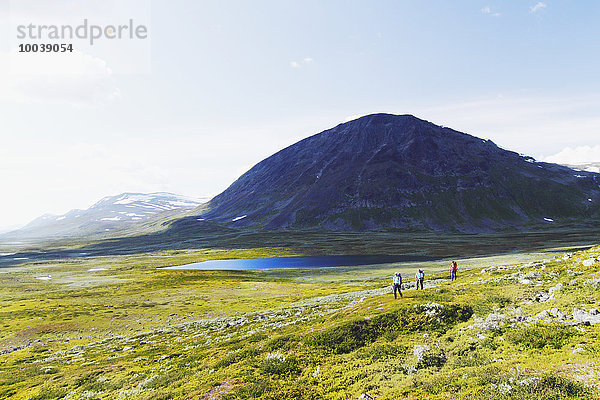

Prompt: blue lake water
xmin=162 ymin=255 xmax=434 ymax=271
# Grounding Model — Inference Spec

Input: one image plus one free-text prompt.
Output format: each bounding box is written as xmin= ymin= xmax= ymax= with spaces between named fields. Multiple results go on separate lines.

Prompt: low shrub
xmin=27 ymin=386 xmax=70 ymax=400
xmin=485 ymin=294 xmax=512 ymax=309
xmin=506 ymin=323 xmax=577 ymax=349
xmin=468 ymin=373 xmax=593 ymax=400
xmin=413 ymin=345 xmax=446 ymax=369
xmin=356 ymin=343 xmax=407 ymax=361
xmin=215 ymin=348 xmax=260 ymax=369
xmin=264 ymin=334 xmax=295 ymax=351
xmin=224 ymin=379 xmax=270 ymax=399
xmin=259 ymin=353 xmax=299 ymax=376
xmin=308 ymin=304 xmax=473 ymax=354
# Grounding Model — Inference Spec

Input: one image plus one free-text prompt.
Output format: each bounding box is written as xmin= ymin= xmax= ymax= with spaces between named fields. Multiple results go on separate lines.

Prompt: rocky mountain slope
xmin=0 ymin=192 xmax=205 ymax=240
xmin=200 ymin=114 xmax=600 ymax=231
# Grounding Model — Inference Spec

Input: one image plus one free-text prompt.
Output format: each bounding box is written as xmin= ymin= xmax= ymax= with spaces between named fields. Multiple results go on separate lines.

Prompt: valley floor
xmin=0 ymin=244 xmax=599 ymax=399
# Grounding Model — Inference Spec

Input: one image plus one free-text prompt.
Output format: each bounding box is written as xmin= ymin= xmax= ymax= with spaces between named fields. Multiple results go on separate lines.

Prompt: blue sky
xmin=1 ymin=0 xmax=600 ymax=230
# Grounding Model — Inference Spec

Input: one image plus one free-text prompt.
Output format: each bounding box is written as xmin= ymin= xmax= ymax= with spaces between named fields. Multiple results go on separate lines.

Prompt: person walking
xmin=393 ymin=272 xmax=403 ymax=299
xmin=450 ymin=261 xmax=458 ymax=281
xmin=415 ymin=269 xmax=425 ymax=290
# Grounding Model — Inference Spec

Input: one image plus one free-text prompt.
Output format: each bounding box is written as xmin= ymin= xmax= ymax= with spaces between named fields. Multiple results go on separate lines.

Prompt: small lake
xmin=162 ymin=255 xmax=434 ymax=271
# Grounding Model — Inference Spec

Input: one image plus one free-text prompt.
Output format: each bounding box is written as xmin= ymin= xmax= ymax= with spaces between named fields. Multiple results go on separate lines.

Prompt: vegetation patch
xmin=259 ymin=351 xmax=300 ymax=376
xmin=506 ymin=323 xmax=578 ymax=349
xmin=468 ymin=373 xmax=593 ymax=400
xmin=1 ymin=244 xmax=599 ymax=399
xmin=309 ymin=304 xmax=473 ymax=353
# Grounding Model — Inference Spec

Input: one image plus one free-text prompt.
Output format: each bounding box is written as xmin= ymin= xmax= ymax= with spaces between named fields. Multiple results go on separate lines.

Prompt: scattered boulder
xmin=584 ymin=278 xmax=600 ymax=288
xmin=530 ymin=292 xmax=553 ymax=303
xmin=548 ymin=283 xmax=563 ymax=294
xmin=535 ymin=310 xmax=551 ymax=321
xmin=572 ymin=308 xmax=600 ymax=325
xmin=527 ymin=283 xmax=563 ymax=303
xmin=480 ymin=265 xmax=510 ymax=273
xmin=416 ymin=302 xmax=444 ymax=317
xmin=413 ymin=344 xmax=430 ymax=360
xmin=489 ymin=382 xmax=513 ymax=395
xmin=153 ymin=353 xmax=181 ymax=362
xmin=41 ymin=366 xmax=58 ymax=374
xmin=471 ymin=312 xmax=508 ymax=331
xmin=582 ymin=258 xmax=597 ymax=267
xmin=402 ymin=364 xmax=418 ymax=375
xmin=312 ymin=366 xmax=321 ymax=379
xmin=572 ymin=347 xmax=585 ymax=354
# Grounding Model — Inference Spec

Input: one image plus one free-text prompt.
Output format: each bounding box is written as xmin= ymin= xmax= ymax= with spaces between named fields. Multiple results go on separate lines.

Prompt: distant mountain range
xmin=198 ymin=114 xmax=600 ymax=232
xmin=0 ymin=193 xmax=205 ymax=240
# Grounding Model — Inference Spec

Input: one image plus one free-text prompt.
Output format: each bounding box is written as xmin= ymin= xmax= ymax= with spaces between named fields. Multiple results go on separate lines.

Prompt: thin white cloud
xmin=530 ymin=2 xmax=547 ymax=13
xmin=290 ymin=57 xmax=314 ymax=69
xmin=481 ymin=6 xmax=501 ymax=17
xmin=544 ymin=146 xmax=600 ymax=165
xmin=0 ymin=50 xmax=120 ymax=106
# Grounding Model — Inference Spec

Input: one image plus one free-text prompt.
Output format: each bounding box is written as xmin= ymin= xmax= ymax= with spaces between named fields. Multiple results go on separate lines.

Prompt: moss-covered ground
xmin=1 ymin=244 xmax=599 ymax=399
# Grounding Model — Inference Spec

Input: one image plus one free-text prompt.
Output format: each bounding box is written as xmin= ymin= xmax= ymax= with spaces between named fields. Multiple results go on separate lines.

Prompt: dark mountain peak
xmin=342 ymin=113 xmax=423 ymax=126
xmin=330 ymin=113 xmax=430 ymax=138
xmin=312 ymin=113 xmax=484 ymax=157
xmin=201 ymin=114 xmax=600 ymax=231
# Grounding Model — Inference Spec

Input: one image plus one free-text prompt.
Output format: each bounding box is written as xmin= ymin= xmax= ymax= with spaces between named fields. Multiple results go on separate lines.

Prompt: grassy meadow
xmin=0 ymin=242 xmax=599 ymax=399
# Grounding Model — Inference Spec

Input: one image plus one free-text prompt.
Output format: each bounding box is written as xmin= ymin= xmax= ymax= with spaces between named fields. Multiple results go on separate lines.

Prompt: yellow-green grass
xmin=0 ymin=245 xmax=599 ymax=399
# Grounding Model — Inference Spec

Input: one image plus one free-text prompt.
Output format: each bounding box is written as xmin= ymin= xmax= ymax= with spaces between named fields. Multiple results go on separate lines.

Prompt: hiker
xmin=393 ymin=272 xmax=403 ymax=299
xmin=415 ymin=269 xmax=425 ymax=290
xmin=450 ymin=261 xmax=458 ymax=281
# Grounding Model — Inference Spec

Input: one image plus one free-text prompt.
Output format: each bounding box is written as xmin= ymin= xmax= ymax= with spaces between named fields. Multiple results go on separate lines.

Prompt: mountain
xmin=199 ymin=114 xmax=600 ymax=232
xmin=1 ymin=192 xmax=205 ymax=240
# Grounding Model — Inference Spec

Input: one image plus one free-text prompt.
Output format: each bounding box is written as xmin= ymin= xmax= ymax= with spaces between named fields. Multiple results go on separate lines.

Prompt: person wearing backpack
xmin=392 ymin=272 xmax=403 ymax=299
xmin=416 ymin=269 xmax=425 ymax=290
xmin=450 ymin=261 xmax=458 ymax=281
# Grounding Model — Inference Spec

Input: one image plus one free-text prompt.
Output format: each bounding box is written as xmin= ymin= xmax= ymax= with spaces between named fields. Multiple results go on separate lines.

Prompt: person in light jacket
xmin=415 ymin=269 xmax=425 ymax=290
xmin=392 ymin=272 xmax=403 ymax=299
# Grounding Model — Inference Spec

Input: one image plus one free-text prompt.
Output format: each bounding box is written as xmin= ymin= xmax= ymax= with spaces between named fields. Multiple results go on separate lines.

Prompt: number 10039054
xmin=18 ymin=43 xmax=74 ymax=53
